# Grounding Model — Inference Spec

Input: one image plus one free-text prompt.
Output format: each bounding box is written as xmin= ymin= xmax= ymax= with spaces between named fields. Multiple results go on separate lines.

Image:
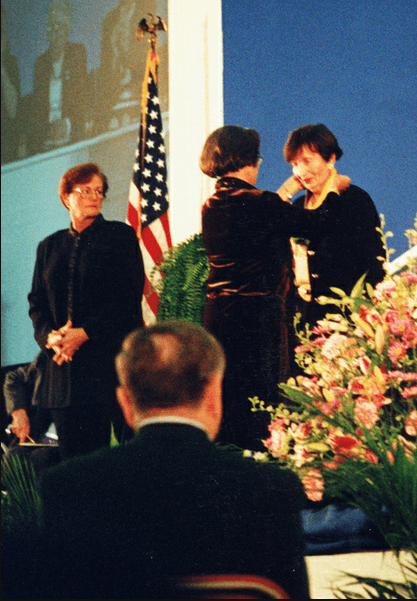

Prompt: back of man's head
xmin=116 ymin=320 xmax=225 ymax=412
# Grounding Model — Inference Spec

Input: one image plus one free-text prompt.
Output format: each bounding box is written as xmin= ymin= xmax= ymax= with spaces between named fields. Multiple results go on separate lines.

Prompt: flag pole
xmin=127 ymin=14 xmax=171 ymax=325
xmin=135 ymin=16 xmax=167 ymax=182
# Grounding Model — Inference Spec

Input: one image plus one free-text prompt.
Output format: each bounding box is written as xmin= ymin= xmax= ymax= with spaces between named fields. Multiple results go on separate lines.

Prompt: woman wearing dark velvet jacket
xmin=28 ymin=163 xmax=145 ymax=459
xmin=200 ymin=125 xmax=326 ymax=451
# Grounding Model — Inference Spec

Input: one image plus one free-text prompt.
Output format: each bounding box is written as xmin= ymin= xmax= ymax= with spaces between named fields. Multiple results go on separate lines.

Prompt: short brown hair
xmin=199 ymin=125 xmax=261 ymax=178
xmin=283 ymin=124 xmax=343 ymax=163
xmin=116 ymin=320 xmax=226 ymax=410
xmin=58 ymin=163 xmax=109 ymax=208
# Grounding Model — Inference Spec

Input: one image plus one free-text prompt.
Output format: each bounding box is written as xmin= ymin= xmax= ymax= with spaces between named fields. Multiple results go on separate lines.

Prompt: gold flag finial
xmin=136 ymin=14 xmax=167 ymax=51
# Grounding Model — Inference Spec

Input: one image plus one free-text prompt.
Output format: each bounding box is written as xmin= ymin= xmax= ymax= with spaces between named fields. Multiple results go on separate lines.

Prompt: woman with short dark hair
xmin=28 ymin=162 xmax=145 ymax=459
xmin=200 ymin=125 xmax=323 ymax=451
xmin=283 ymin=124 xmax=386 ymax=326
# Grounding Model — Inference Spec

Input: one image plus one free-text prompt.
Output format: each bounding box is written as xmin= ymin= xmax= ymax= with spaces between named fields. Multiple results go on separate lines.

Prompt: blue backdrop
xmin=222 ymin=0 xmax=417 ymax=259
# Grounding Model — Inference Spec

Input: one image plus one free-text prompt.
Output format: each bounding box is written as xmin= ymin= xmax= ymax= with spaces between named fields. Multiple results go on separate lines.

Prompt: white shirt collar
xmin=138 ymin=415 xmax=209 ymax=437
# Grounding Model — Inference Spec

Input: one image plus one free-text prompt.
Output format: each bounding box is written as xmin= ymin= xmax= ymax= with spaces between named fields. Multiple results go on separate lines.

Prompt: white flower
xmin=252 ymin=452 xmax=268 ymax=462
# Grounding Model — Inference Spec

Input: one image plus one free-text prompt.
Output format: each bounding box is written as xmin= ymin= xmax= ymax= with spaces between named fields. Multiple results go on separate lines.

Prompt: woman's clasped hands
xmin=46 ymin=320 xmax=89 ymax=365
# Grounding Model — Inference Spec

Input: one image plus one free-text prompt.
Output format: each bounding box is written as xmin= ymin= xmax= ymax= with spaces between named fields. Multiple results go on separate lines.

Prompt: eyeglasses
xmin=73 ymin=187 xmax=104 ymax=198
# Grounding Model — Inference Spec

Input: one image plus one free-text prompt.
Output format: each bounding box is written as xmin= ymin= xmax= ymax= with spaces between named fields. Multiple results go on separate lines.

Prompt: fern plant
xmin=150 ymin=232 xmax=209 ymax=323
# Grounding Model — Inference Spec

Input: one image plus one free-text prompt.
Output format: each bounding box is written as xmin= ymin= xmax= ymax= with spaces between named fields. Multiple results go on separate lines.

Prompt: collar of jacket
xmin=215 ymin=177 xmax=256 ymax=192
xmin=69 ymin=213 xmax=105 ymax=238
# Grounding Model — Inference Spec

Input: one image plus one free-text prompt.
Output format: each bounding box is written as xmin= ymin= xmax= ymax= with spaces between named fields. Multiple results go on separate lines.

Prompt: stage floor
xmin=306 ymin=549 xmax=412 ymax=599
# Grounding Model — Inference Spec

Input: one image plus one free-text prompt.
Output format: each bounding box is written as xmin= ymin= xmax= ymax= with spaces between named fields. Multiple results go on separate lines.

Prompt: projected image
xmin=1 ymin=3 xmax=23 ymax=164
xmin=1 ymin=0 xmax=168 ymax=165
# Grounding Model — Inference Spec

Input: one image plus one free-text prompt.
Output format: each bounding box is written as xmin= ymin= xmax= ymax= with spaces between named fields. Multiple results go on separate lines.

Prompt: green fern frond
xmin=150 ymin=232 xmax=209 ymax=323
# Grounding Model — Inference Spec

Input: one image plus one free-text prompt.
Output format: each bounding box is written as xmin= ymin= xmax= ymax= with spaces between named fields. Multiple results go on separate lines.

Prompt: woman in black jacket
xmin=28 ymin=162 xmax=145 ymax=458
xmin=284 ymin=123 xmax=386 ymax=327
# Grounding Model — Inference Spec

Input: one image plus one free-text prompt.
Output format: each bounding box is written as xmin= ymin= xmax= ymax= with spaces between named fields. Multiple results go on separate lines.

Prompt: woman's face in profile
xmin=291 ymin=145 xmax=335 ymax=196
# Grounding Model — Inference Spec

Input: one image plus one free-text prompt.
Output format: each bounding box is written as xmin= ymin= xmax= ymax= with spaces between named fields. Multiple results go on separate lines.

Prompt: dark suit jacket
xmin=28 ymin=215 xmax=144 ymax=409
xmin=40 ymin=423 xmax=310 ymax=599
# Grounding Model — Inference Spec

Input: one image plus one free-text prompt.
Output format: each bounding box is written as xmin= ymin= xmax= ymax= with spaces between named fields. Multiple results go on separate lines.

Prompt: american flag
xmin=127 ymin=48 xmax=172 ymax=325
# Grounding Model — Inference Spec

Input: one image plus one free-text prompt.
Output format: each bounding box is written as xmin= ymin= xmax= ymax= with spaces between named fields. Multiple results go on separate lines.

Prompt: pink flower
xmin=318 ymin=396 xmax=343 ymax=417
xmin=294 ymin=343 xmax=314 ymax=354
xmin=311 ymin=323 xmax=333 ymax=335
xmin=328 ymin=434 xmax=361 ymax=458
xmin=398 ymin=435 xmax=416 ymax=460
xmin=387 ymin=339 xmax=408 ymax=365
xmin=296 ymin=375 xmax=321 ymax=397
xmin=402 ymin=386 xmax=417 ymax=399
xmin=405 ymin=410 xmax=417 ymax=436
xmin=350 ymin=373 xmax=388 ymax=398
xmin=290 ymin=422 xmax=312 ymax=440
xmin=360 ymin=306 xmax=384 ymax=327
xmin=354 ymin=398 xmax=381 ymax=429
xmin=386 ymin=311 xmax=417 ymax=343
xmin=264 ymin=426 xmax=289 ymax=459
xmin=359 ymin=356 xmax=372 ymax=376
xmin=268 ymin=418 xmax=287 ymax=431
xmin=373 ymin=280 xmax=397 ymax=302
xmin=323 ymin=460 xmax=340 ymax=470
xmin=364 ymin=449 xmax=379 ymax=464
xmin=321 ymin=333 xmax=347 ymax=360
xmin=302 ymin=469 xmax=325 ymax=502
xmin=292 ymin=444 xmax=314 ymax=468
xmin=401 ymin=271 xmax=417 ymax=286
xmin=388 ymin=371 xmax=417 ymax=382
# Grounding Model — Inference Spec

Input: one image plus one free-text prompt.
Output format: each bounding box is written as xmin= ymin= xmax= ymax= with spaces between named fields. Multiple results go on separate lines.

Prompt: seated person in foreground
xmin=40 ymin=320 xmax=310 ymax=599
xmin=4 ymin=352 xmax=51 ymax=444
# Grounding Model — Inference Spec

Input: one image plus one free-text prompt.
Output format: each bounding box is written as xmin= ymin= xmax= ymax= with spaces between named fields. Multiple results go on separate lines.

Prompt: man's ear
xmin=116 ymin=386 xmax=138 ymax=430
xmin=202 ymin=374 xmax=223 ymax=441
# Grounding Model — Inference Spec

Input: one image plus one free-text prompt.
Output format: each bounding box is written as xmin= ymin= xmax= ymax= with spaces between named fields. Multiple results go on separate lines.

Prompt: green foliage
xmin=1 ymin=452 xmax=42 ymax=537
xmin=150 ymin=232 xmax=209 ymax=323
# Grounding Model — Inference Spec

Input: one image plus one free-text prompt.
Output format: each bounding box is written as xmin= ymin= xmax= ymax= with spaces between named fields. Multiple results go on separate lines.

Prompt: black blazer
xmin=41 ymin=423 xmax=311 ymax=599
xmin=28 ymin=215 xmax=144 ymax=408
xmin=293 ymin=184 xmax=386 ymax=324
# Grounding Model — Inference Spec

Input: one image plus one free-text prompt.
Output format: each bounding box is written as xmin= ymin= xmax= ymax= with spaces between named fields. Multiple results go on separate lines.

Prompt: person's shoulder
xmin=341 ymin=184 xmax=374 ymax=203
xmin=99 ymin=219 xmax=138 ymax=243
xmin=38 ymin=229 xmax=69 ymax=246
xmin=42 ymin=441 xmax=126 ymax=488
xmin=256 ymin=189 xmax=296 ymax=214
xmin=100 ymin=218 xmax=136 ymax=233
xmin=4 ymin=362 xmax=33 ymax=384
xmin=339 ymin=184 xmax=379 ymax=217
xmin=215 ymin=447 xmax=304 ymax=494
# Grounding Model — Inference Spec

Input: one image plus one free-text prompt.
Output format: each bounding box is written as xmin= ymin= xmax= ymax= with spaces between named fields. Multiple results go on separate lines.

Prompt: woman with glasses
xmin=28 ymin=162 xmax=145 ymax=459
xmin=200 ymin=125 xmax=326 ymax=451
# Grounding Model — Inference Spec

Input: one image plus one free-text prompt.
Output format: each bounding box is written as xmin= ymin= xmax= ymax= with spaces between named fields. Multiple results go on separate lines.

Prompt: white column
xmin=167 ymin=0 xmax=223 ymax=245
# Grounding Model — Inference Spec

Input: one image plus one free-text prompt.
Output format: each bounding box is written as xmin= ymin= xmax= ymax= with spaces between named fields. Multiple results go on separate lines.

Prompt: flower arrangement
xmin=249 ymin=220 xmax=417 ymax=596
xmin=250 ymin=219 xmax=417 ymax=498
